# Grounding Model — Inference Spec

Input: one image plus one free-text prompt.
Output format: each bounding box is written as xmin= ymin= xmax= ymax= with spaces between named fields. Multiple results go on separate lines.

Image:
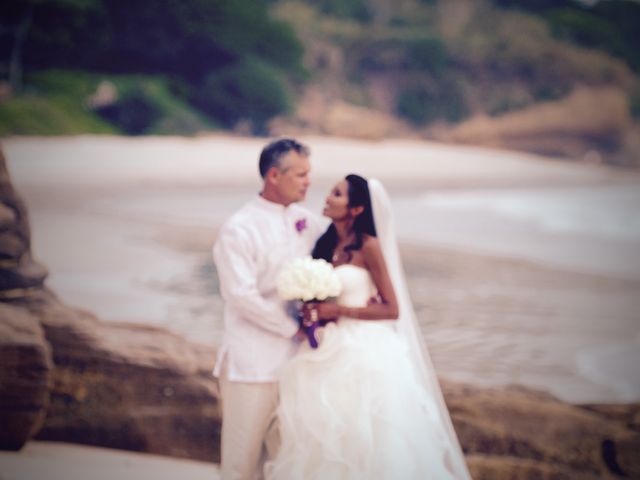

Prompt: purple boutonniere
xmin=295 ymin=218 xmax=307 ymax=234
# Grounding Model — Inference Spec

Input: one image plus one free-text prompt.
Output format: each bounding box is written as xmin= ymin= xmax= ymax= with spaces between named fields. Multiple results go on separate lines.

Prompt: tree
xmin=1 ymin=0 xmax=305 ymax=130
xmin=1 ymin=0 xmax=97 ymax=92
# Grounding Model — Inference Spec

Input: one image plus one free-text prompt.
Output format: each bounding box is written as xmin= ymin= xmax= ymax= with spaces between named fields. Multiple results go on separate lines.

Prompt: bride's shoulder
xmin=360 ymin=235 xmax=389 ymax=274
xmin=361 ymin=234 xmax=382 ymax=257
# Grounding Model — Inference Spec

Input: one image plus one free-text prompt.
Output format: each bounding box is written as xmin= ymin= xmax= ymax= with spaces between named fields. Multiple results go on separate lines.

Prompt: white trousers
xmin=219 ymin=367 xmax=280 ymax=480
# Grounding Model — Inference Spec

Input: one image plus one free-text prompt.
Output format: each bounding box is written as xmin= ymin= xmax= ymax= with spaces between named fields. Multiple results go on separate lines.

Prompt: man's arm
xmin=213 ymin=226 xmax=299 ymax=338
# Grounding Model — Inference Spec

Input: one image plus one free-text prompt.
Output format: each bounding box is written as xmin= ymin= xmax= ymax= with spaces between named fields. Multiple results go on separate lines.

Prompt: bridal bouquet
xmin=277 ymin=256 xmax=341 ymax=348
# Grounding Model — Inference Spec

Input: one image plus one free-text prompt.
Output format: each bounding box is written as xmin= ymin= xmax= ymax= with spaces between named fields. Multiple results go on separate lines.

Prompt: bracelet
xmin=303 ymin=307 xmax=318 ymax=327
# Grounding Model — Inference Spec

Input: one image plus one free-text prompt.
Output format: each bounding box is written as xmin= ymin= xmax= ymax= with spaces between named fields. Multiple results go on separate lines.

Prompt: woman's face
xmin=323 ymin=180 xmax=350 ymax=220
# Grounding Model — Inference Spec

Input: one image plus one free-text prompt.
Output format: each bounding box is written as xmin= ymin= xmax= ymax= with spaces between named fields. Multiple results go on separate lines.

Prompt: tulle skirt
xmin=265 ymin=319 xmax=457 ymax=480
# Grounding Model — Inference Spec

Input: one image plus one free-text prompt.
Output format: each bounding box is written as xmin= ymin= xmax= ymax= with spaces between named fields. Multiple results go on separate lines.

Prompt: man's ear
xmin=350 ymin=205 xmax=365 ymax=218
xmin=265 ymin=166 xmax=280 ymax=185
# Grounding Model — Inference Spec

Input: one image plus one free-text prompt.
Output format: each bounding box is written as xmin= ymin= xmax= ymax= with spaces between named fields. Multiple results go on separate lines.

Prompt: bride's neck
xmin=333 ymin=220 xmax=355 ymax=242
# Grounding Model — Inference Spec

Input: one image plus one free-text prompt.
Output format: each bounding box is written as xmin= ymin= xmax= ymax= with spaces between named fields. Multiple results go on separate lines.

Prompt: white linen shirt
xmin=213 ymin=194 xmax=323 ymax=382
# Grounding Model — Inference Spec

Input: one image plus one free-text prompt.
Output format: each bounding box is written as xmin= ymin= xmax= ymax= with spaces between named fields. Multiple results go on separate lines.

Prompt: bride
xmin=265 ymin=175 xmax=471 ymax=480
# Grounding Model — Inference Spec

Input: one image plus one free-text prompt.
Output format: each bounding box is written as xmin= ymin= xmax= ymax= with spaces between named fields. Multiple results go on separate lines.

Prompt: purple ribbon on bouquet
xmin=303 ymin=321 xmax=320 ymax=349
xmin=297 ymin=302 xmax=329 ymax=349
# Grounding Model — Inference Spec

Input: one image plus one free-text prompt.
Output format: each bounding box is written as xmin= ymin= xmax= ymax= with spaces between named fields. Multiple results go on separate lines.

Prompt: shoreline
xmin=3 ymin=135 xmax=639 ymax=404
xmin=4 ymin=134 xmax=637 ymax=189
xmin=398 ymin=242 xmax=640 ymax=404
xmin=0 ymin=441 xmax=220 ymax=480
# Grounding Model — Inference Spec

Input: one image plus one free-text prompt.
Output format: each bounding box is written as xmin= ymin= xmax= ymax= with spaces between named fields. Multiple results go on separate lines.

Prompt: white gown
xmin=265 ymin=264 xmax=458 ymax=480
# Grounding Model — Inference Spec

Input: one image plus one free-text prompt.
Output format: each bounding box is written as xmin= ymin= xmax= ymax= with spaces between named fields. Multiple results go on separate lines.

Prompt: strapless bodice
xmin=334 ymin=264 xmax=377 ymax=309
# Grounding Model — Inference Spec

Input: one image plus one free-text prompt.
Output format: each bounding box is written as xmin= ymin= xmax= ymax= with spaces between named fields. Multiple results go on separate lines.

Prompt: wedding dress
xmin=265 ymin=264 xmax=464 ymax=479
xmin=265 ymin=179 xmax=471 ymax=480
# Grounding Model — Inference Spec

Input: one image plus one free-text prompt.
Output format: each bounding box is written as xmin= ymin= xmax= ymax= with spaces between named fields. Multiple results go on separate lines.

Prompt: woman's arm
xmin=309 ymin=236 xmax=399 ymax=321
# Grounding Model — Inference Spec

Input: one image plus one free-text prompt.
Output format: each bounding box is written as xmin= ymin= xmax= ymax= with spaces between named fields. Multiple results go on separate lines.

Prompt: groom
xmin=213 ymin=138 xmax=322 ymax=480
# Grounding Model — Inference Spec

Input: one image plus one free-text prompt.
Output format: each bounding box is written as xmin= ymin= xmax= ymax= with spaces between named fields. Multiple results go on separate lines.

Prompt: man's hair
xmin=259 ymin=138 xmax=310 ymax=178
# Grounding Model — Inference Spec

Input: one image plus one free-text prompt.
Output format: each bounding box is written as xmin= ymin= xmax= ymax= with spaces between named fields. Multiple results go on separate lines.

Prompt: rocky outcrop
xmin=0 ymin=148 xmax=52 ymax=450
xmin=0 ymin=149 xmax=48 ymax=297
xmin=439 ymin=87 xmax=637 ymax=166
xmin=443 ymin=382 xmax=640 ymax=479
xmin=0 ymin=287 xmax=221 ymax=462
xmin=270 ymin=88 xmax=411 ymax=140
xmin=1 ymin=284 xmax=221 ymax=462
xmin=25 ymin=290 xmax=221 ymax=462
xmin=0 ymin=303 xmax=52 ymax=450
xmin=0 ymin=147 xmax=221 ymax=461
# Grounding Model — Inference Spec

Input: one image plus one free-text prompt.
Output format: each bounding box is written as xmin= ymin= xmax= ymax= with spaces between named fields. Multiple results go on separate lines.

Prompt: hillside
xmin=1 ymin=0 xmax=638 ymax=165
xmin=269 ymin=0 xmax=640 ymax=166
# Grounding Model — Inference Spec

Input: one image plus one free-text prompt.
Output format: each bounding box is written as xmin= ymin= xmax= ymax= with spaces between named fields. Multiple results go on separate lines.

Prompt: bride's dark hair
xmin=312 ymin=174 xmax=377 ymax=263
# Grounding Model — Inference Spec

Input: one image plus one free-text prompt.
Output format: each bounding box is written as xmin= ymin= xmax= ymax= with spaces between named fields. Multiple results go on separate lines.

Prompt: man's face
xmin=273 ymin=150 xmax=311 ymax=205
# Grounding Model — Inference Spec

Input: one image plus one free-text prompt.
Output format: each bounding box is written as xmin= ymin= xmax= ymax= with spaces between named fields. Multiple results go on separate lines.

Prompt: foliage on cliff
xmin=274 ymin=0 xmax=637 ymax=126
xmin=1 ymin=0 xmax=638 ymax=142
xmin=1 ymin=0 xmax=303 ymax=134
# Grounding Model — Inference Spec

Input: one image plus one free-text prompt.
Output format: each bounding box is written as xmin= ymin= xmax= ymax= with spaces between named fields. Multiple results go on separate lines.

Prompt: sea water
xmin=6 ymin=137 xmax=640 ymax=403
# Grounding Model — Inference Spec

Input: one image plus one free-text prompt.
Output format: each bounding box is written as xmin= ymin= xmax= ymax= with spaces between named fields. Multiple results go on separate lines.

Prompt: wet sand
xmin=3 ymin=135 xmax=640 ymax=404
xmin=0 ymin=442 xmax=219 ymax=480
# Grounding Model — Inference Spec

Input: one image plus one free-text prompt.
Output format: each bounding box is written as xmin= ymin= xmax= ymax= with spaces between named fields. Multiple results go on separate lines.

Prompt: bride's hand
xmin=303 ymin=302 xmax=340 ymax=323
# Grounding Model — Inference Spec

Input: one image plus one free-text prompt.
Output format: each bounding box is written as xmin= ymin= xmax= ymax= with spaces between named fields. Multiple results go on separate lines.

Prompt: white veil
xmin=368 ymin=179 xmax=472 ymax=480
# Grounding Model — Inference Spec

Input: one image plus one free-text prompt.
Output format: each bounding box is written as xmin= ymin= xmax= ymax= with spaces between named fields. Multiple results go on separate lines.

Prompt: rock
xmin=439 ymin=87 xmax=632 ymax=164
xmin=580 ymin=403 xmax=640 ymax=431
xmin=0 ymin=232 xmax=26 ymax=259
xmin=0 ymin=146 xmax=53 ymax=451
xmin=0 ymin=149 xmax=48 ymax=299
xmin=1 ymin=145 xmax=220 ymax=460
xmin=442 ymin=381 xmax=640 ymax=478
xmin=22 ymin=290 xmax=221 ymax=462
xmin=0 ymin=257 xmax=49 ymax=292
xmin=0 ymin=303 xmax=53 ymax=450
xmin=0 ymin=150 xmax=10 ymax=184
xmin=7 ymin=283 xmax=639 ymax=474
xmin=321 ymin=101 xmax=401 ymax=140
xmin=0 ymin=194 xmax=31 ymax=246
xmin=578 ymin=403 xmax=640 ymax=478
xmin=466 ymin=454 xmax=601 ymax=480
xmin=271 ymin=88 xmax=411 ymax=140
xmin=0 ymin=203 xmax=16 ymax=229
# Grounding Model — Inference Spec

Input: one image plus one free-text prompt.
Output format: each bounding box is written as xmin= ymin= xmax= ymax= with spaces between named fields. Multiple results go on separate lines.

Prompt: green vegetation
xmin=313 ymin=0 xmax=372 ymax=22
xmin=194 ymin=58 xmax=291 ymax=135
xmin=494 ymin=0 xmax=640 ymax=72
xmin=0 ymin=0 xmax=638 ymax=135
xmin=1 ymin=0 xmax=303 ymax=134
xmin=0 ymin=70 xmax=213 ymax=136
xmin=355 ymin=33 xmax=447 ymax=74
xmin=396 ymin=78 xmax=468 ymax=125
xmin=0 ymin=94 xmax=115 ymax=136
xmin=347 ymin=31 xmax=460 ymax=124
xmin=0 ymin=70 xmax=116 ymax=136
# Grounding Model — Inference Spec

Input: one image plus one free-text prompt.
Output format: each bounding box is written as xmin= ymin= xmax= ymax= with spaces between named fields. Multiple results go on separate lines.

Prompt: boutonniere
xmin=295 ymin=218 xmax=307 ymax=234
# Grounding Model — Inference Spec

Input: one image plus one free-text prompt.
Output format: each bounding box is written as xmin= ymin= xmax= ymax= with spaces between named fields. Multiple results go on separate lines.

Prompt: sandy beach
xmin=3 ymin=135 xmax=640 ymax=404
xmin=0 ymin=441 xmax=219 ymax=480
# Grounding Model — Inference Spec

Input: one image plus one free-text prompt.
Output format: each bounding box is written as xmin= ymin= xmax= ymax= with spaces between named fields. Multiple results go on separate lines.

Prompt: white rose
xmin=276 ymin=256 xmax=342 ymax=301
